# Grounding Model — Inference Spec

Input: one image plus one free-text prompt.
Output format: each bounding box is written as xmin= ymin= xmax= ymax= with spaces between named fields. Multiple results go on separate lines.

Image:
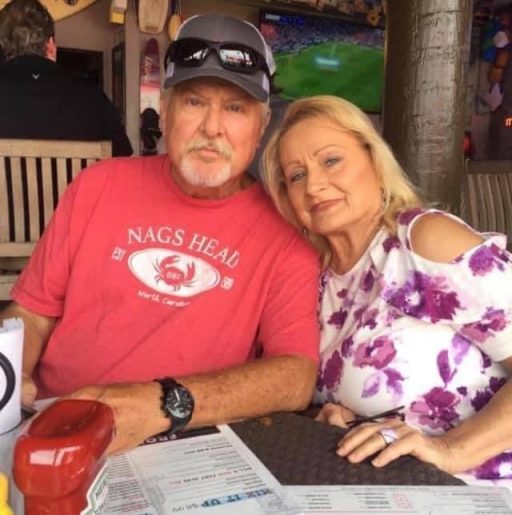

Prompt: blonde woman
xmin=262 ymin=95 xmax=512 ymax=480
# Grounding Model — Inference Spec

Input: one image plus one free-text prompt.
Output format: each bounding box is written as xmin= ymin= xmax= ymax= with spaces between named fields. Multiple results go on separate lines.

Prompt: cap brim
xmin=164 ymin=67 xmax=268 ymax=102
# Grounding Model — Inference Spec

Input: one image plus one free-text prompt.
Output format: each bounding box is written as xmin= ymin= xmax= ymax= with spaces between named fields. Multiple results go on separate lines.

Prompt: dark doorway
xmin=56 ymin=47 xmax=103 ymax=91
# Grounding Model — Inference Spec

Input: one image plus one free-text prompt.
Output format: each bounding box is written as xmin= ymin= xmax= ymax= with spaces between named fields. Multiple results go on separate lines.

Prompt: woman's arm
xmin=337 ymin=356 xmax=512 ymax=474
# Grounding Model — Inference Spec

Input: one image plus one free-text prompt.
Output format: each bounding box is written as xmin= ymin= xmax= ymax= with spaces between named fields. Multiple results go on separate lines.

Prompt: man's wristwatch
xmin=155 ymin=377 xmax=195 ymax=434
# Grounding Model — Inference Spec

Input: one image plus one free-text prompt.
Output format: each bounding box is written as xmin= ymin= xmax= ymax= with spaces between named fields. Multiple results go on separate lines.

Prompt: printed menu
xmin=105 ymin=425 xmax=301 ymax=514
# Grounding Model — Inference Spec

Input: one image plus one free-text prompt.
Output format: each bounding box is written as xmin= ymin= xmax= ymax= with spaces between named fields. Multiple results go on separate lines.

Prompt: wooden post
xmin=382 ymin=0 xmax=472 ymax=211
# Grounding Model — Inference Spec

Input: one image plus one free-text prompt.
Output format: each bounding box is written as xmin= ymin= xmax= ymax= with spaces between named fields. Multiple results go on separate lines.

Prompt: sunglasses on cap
xmin=165 ymin=38 xmax=271 ymax=79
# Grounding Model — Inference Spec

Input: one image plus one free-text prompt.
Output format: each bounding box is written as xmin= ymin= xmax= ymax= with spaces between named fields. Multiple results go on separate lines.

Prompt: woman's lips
xmin=311 ymin=199 xmax=341 ymax=213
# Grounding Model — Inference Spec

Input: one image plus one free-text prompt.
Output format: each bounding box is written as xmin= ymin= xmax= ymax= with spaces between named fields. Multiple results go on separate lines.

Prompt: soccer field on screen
xmin=274 ymin=41 xmax=384 ymax=113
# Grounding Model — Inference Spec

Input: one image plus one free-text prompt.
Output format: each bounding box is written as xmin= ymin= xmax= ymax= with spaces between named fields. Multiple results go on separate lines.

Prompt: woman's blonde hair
xmin=262 ymin=95 xmax=423 ymax=267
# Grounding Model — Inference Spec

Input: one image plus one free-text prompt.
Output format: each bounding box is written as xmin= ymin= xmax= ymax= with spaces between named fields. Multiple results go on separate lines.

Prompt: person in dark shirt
xmin=0 ymin=0 xmax=132 ymax=157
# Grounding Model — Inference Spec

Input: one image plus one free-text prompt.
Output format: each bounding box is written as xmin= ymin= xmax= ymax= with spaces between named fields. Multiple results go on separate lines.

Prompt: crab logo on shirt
xmin=129 ymin=249 xmax=220 ymax=297
xmin=154 ymin=255 xmax=195 ymax=290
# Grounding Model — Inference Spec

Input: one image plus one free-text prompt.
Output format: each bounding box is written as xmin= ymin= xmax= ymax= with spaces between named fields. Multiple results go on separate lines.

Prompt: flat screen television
xmin=259 ymin=10 xmax=385 ymax=113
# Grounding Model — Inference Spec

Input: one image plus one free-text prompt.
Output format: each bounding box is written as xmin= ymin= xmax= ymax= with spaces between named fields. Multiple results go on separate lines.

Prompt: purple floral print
xmin=470 ymin=389 xmax=492 ymax=412
xmin=337 ymin=288 xmax=348 ymax=299
xmin=460 ymin=308 xmax=507 ymax=344
xmin=382 ymin=235 xmax=401 ymax=254
xmin=452 ymin=333 xmax=470 ymax=364
xmin=481 ymin=352 xmax=492 ymax=369
xmin=362 ymin=270 xmax=375 ymax=292
xmin=353 ymin=306 xmax=366 ymax=324
xmin=398 ymin=208 xmax=424 ymax=225
xmin=456 ymin=386 xmax=468 ymax=396
xmin=411 ymin=387 xmax=460 ymax=431
xmin=317 ymin=350 xmax=343 ymax=391
xmin=474 ymin=453 xmax=512 ymax=480
xmin=341 ymin=336 xmax=354 ymax=358
xmin=471 ymin=376 xmax=506 ymax=412
xmin=384 ymin=271 xmax=461 ymax=322
xmin=354 ymin=306 xmax=379 ymax=330
xmin=469 ymin=245 xmax=505 ymax=276
xmin=362 ymin=372 xmax=381 ymax=398
xmin=353 ymin=336 xmax=396 ymax=369
xmin=316 ymin=208 xmax=512 ymax=479
xmin=361 ymin=308 xmax=379 ymax=330
xmin=437 ymin=350 xmax=455 ymax=385
xmin=489 ymin=376 xmax=506 ymax=393
xmin=328 ymin=308 xmax=348 ymax=329
xmin=384 ymin=368 xmax=404 ymax=396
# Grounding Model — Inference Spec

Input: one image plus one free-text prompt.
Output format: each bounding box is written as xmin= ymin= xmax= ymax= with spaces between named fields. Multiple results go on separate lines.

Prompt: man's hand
xmin=64 ymin=382 xmax=169 ymax=455
xmin=21 ymin=371 xmax=37 ymax=407
xmin=1 ymin=302 xmax=56 ymax=407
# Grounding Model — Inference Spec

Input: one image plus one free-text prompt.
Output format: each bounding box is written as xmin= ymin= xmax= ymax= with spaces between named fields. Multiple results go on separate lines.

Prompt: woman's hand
xmin=315 ymin=402 xmax=356 ymax=428
xmin=336 ymin=418 xmax=456 ymax=474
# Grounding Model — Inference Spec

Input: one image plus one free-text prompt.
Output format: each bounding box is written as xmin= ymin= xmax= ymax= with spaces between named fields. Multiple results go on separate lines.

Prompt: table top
xmin=231 ymin=412 xmax=464 ymax=486
xmin=0 ymin=409 xmax=466 ymax=514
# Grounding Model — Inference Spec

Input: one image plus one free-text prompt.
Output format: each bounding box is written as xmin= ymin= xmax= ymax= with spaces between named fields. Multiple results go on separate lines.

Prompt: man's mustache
xmin=185 ymin=138 xmax=233 ymax=159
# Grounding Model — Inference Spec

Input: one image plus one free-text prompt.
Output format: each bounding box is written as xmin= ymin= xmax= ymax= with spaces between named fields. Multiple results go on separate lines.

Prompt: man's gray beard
xmin=180 ymin=157 xmax=232 ymax=188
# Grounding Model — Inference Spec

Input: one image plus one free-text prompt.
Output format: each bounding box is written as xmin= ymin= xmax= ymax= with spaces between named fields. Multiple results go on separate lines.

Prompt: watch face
xmin=168 ymin=385 xmax=194 ymax=419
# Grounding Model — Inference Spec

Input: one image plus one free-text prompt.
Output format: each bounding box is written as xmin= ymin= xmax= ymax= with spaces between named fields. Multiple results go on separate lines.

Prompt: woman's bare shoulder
xmin=409 ymin=212 xmax=483 ymax=263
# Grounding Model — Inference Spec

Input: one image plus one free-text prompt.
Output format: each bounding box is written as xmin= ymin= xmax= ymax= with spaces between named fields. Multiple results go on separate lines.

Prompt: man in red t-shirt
xmin=1 ymin=15 xmax=320 ymax=454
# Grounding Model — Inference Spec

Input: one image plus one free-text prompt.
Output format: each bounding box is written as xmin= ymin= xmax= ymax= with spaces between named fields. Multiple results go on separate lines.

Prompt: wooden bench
xmin=0 ymin=139 xmax=112 ymax=299
xmin=461 ymin=159 xmax=512 ymax=251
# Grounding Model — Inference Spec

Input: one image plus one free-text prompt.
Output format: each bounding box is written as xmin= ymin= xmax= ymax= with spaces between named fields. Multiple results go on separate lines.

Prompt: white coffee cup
xmin=0 ymin=318 xmax=23 ymax=434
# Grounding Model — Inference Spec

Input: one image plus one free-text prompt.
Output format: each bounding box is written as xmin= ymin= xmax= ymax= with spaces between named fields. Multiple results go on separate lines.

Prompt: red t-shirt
xmin=12 ymin=156 xmax=320 ymax=398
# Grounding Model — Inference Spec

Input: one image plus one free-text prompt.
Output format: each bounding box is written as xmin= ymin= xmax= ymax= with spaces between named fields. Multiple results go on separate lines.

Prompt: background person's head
xmin=162 ymin=15 xmax=273 ymax=198
xmin=262 ymin=95 xmax=422 ymax=266
xmin=0 ymin=0 xmax=55 ymax=62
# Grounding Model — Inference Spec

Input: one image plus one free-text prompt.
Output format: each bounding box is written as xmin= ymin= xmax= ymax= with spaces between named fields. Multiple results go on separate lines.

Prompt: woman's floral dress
xmin=315 ymin=208 xmax=512 ymax=479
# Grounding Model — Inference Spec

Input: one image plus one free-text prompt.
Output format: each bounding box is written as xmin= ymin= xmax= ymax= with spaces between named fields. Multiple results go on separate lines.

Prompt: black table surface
xmin=230 ymin=412 xmax=464 ymax=486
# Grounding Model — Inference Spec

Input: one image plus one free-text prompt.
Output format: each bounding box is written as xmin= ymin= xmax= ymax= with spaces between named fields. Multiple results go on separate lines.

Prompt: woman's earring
xmin=303 ymin=227 xmax=309 ymax=237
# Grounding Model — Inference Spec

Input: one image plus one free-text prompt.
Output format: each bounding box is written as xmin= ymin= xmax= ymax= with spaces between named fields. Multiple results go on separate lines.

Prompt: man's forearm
xmin=68 ymin=354 xmax=318 ymax=455
xmin=0 ymin=302 xmax=55 ymax=375
xmin=181 ymin=354 xmax=317 ymax=429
